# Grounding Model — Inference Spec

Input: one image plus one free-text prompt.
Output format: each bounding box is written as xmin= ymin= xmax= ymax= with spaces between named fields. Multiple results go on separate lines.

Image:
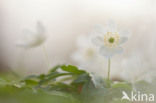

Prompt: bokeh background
xmin=0 ymin=0 xmax=156 ymax=80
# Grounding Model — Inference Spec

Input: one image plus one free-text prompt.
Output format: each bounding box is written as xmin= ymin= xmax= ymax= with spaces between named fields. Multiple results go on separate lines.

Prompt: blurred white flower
xmin=71 ymin=34 xmax=107 ymax=77
xmin=16 ymin=22 xmax=46 ymax=48
xmin=72 ymin=35 xmax=97 ymax=63
xmin=92 ymin=21 xmax=130 ymax=58
xmin=16 ymin=22 xmax=50 ymax=69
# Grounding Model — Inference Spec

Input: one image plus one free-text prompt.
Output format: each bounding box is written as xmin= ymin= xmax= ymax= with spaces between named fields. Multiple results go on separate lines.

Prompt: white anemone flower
xmin=16 ymin=22 xmax=46 ymax=48
xmin=71 ymin=34 xmax=107 ymax=77
xmin=16 ymin=22 xmax=50 ymax=69
xmin=92 ymin=21 xmax=130 ymax=81
xmin=92 ymin=21 xmax=130 ymax=58
xmin=72 ymin=35 xmax=98 ymax=63
xmin=71 ymin=34 xmax=127 ymax=80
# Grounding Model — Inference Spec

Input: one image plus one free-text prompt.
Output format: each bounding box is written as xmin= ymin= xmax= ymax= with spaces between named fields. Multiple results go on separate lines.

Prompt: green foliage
xmin=1 ymin=65 xmax=154 ymax=103
xmin=61 ymin=65 xmax=86 ymax=74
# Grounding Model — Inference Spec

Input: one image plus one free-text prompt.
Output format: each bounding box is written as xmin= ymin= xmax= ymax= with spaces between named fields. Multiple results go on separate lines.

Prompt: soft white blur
xmin=0 ymin=0 xmax=156 ymax=76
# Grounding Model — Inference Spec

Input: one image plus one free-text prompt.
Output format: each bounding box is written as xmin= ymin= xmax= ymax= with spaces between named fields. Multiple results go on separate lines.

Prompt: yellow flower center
xmin=104 ymin=32 xmax=120 ymax=47
xmin=108 ymin=37 xmax=115 ymax=43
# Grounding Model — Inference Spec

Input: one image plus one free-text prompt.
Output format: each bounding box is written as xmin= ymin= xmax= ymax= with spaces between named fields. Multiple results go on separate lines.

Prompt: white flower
xmin=71 ymin=34 xmax=107 ymax=77
xmin=72 ymin=35 xmax=97 ymax=62
xmin=92 ymin=21 xmax=130 ymax=58
xmin=16 ymin=22 xmax=46 ymax=48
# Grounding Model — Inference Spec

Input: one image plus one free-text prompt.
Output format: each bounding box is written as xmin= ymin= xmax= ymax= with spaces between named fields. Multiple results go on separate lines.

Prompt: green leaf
xmin=38 ymin=73 xmax=73 ymax=86
xmin=72 ymin=74 xmax=90 ymax=85
xmin=0 ymin=78 xmax=8 ymax=86
xmin=61 ymin=65 xmax=86 ymax=74
xmin=23 ymin=79 xmax=38 ymax=86
xmin=38 ymin=74 xmax=46 ymax=80
xmin=49 ymin=65 xmax=61 ymax=73
xmin=112 ymin=82 xmax=132 ymax=90
xmin=23 ymin=75 xmax=38 ymax=80
xmin=49 ymin=83 xmax=75 ymax=91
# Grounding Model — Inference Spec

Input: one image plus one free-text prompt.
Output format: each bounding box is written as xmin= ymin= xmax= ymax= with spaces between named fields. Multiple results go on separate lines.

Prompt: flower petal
xmin=119 ymin=29 xmax=131 ymax=37
xmin=36 ymin=21 xmax=45 ymax=35
xmin=106 ymin=20 xmax=117 ymax=32
xmin=99 ymin=46 xmax=114 ymax=58
xmin=113 ymin=47 xmax=123 ymax=54
xmin=119 ymin=37 xmax=128 ymax=45
xmin=92 ymin=36 xmax=104 ymax=46
xmin=93 ymin=24 xmax=106 ymax=34
xmin=16 ymin=22 xmax=46 ymax=48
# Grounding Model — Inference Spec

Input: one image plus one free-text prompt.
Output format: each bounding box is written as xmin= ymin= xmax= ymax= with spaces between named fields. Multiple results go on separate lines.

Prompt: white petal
xmin=113 ymin=47 xmax=123 ymax=54
xmin=119 ymin=29 xmax=131 ymax=38
xmin=16 ymin=41 xmax=30 ymax=48
xmin=16 ymin=22 xmax=46 ymax=48
xmin=16 ymin=30 xmax=34 ymax=47
xmin=93 ymin=24 xmax=106 ymax=34
xmin=106 ymin=20 xmax=117 ymax=32
xmin=92 ymin=36 xmax=104 ymax=46
xmin=36 ymin=21 xmax=45 ymax=34
xmin=119 ymin=37 xmax=128 ymax=45
xmin=99 ymin=46 xmax=114 ymax=58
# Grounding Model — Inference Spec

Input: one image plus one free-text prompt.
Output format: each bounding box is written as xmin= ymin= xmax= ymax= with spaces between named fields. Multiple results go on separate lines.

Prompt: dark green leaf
xmin=61 ymin=65 xmax=86 ymax=74
xmin=38 ymin=73 xmax=73 ymax=86
xmin=49 ymin=65 xmax=61 ymax=73
xmin=24 ymin=79 xmax=38 ymax=86
xmin=72 ymin=74 xmax=90 ymax=85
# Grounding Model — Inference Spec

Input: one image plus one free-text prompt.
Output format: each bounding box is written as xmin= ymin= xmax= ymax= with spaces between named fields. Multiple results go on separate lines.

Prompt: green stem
xmin=107 ymin=58 xmax=111 ymax=81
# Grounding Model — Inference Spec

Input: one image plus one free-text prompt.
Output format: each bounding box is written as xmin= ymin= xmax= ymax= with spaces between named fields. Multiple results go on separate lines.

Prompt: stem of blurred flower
xmin=42 ymin=45 xmax=50 ymax=68
xmin=107 ymin=58 xmax=111 ymax=81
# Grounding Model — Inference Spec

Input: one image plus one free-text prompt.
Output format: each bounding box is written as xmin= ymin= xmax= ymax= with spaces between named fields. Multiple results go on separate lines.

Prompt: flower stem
xmin=107 ymin=58 xmax=111 ymax=81
xmin=42 ymin=45 xmax=50 ymax=68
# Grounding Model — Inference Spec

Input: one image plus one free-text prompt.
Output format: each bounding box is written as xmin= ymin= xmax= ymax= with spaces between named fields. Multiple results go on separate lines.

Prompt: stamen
xmin=109 ymin=37 xmax=115 ymax=43
xmin=104 ymin=32 xmax=120 ymax=47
